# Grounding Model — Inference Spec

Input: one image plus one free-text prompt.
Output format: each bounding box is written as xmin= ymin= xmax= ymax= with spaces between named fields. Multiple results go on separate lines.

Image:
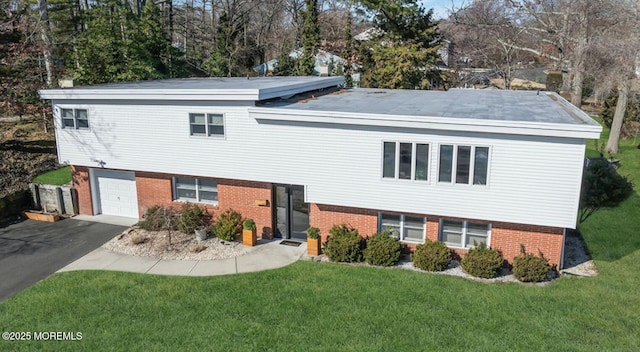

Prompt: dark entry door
xmin=274 ymin=185 xmax=309 ymax=240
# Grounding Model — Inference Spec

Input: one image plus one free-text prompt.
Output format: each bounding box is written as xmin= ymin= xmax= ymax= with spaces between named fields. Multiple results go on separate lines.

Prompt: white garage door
xmin=94 ymin=169 xmax=139 ymax=218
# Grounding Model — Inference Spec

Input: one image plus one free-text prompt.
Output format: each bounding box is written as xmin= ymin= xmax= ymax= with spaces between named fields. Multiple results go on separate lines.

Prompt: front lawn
xmin=31 ymin=166 xmax=71 ymax=185
xmin=1 ymin=125 xmax=639 ymax=351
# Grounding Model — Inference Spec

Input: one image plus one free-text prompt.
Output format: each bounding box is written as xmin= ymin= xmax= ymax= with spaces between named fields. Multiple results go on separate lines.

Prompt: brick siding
xmin=309 ymin=204 xmax=378 ymax=242
xmin=73 ymin=165 xmax=564 ymax=265
xmin=310 ymin=203 xmax=564 ymax=267
xmin=71 ymin=165 xmax=93 ymax=215
xmin=135 ymin=171 xmax=273 ymax=239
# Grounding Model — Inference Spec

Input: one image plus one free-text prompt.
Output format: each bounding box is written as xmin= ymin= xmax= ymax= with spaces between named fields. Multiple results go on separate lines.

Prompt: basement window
xmin=439 ymin=220 xmax=490 ymax=248
xmin=173 ymin=177 xmax=218 ymax=205
xmin=379 ymin=213 xmax=426 ymax=243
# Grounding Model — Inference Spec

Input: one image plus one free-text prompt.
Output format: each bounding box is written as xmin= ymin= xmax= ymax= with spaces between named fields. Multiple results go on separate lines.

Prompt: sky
xmin=419 ymin=0 xmax=467 ymax=19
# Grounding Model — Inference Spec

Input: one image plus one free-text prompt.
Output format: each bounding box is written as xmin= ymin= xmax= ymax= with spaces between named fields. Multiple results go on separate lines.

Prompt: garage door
xmin=94 ymin=169 xmax=139 ymax=218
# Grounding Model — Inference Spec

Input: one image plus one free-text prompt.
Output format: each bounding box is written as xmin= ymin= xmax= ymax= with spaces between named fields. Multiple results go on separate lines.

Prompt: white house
xmin=253 ymin=49 xmax=360 ymax=84
xmin=39 ymin=77 xmax=601 ymax=267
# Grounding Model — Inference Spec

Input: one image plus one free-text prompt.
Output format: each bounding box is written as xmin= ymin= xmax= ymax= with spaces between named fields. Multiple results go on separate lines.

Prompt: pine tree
xmin=296 ymin=0 xmax=319 ymax=76
xmin=342 ymin=10 xmax=354 ymax=87
xmin=72 ymin=0 xmax=185 ymax=84
xmin=274 ymin=50 xmax=297 ymax=76
xmin=356 ymin=0 xmax=442 ymax=89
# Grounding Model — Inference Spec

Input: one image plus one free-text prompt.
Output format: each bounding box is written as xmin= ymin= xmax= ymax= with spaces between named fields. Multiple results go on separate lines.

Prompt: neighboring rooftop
xmin=39 ymin=76 xmax=344 ymax=101
xmin=262 ymin=88 xmax=598 ymax=126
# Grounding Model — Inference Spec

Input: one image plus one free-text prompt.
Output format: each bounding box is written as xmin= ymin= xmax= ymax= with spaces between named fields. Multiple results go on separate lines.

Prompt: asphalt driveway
xmin=0 ymin=218 xmax=126 ymax=301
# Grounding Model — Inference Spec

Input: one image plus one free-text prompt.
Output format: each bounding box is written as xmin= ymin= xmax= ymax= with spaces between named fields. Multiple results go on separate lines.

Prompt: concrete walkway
xmin=58 ymin=239 xmax=308 ymax=276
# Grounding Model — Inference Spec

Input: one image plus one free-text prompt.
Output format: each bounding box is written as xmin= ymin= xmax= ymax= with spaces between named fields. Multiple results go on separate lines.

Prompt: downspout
xmin=560 ymin=228 xmax=566 ymax=270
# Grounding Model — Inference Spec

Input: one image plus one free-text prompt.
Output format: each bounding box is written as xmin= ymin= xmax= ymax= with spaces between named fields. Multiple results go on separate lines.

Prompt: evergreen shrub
xmin=461 ymin=242 xmax=503 ymax=279
xmin=324 ymin=224 xmax=364 ymax=263
xmin=364 ymin=230 xmax=402 ymax=267
xmin=211 ymin=209 xmax=243 ymax=241
xmin=513 ymin=246 xmax=551 ymax=282
xmin=411 ymin=240 xmax=451 ymax=272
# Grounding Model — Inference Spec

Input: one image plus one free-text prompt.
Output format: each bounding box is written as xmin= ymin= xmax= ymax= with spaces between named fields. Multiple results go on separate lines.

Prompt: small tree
xmin=296 ymin=0 xmax=319 ymax=76
xmin=579 ymin=159 xmax=633 ymax=223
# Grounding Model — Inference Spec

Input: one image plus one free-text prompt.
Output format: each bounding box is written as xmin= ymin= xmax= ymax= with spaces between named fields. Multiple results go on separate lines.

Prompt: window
xmin=439 ymin=220 xmax=490 ymax=248
xmin=473 ymin=147 xmax=489 ymax=185
xmin=61 ymin=108 xmax=89 ymax=129
xmin=382 ymin=142 xmax=430 ymax=181
xmin=379 ymin=213 xmax=426 ymax=243
xmin=438 ymin=144 xmax=489 ymax=185
xmin=190 ymin=113 xmax=224 ymax=137
xmin=173 ymin=177 xmax=218 ymax=204
xmin=383 ymin=142 xmax=396 ymax=178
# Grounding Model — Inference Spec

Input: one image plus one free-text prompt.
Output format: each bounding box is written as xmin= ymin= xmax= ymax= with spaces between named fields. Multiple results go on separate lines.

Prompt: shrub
xmin=243 ymin=218 xmax=256 ymax=230
xmin=306 ymin=226 xmax=320 ymax=239
xmin=579 ymin=159 xmax=633 ymax=223
xmin=324 ymin=224 xmax=364 ymax=263
xmin=211 ymin=209 xmax=243 ymax=241
xmin=411 ymin=240 xmax=451 ymax=272
xmin=513 ymin=246 xmax=551 ymax=282
xmin=176 ymin=203 xmax=206 ymax=234
xmin=461 ymin=242 xmax=504 ymax=279
xmin=364 ymin=230 xmax=402 ymax=267
xmin=139 ymin=205 xmax=177 ymax=231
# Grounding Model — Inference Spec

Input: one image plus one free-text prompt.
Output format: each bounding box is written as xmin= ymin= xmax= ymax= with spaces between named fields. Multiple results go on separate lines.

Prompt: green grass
xmin=31 ymin=166 xmax=71 ymax=185
xmin=1 ymin=125 xmax=639 ymax=351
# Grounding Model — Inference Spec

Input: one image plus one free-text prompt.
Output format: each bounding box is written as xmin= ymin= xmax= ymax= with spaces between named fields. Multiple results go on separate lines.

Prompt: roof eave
xmin=249 ymin=107 xmax=603 ymax=139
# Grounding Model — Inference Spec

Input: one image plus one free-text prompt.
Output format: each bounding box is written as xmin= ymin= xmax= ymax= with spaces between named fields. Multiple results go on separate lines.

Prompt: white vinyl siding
xmin=173 ymin=177 xmax=218 ymax=204
xmin=439 ymin=220 xmax=490 ymax=249
xmin=379 ymin=213 xmax=426 ymax=243
xmin=52 ymin=100 xmax=588 ymax=229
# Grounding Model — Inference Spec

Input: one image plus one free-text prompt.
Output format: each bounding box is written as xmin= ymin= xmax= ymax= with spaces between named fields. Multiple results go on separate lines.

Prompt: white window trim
xmin=381 ymin=141 xmax=431 ymax=182
xmin=437 ymin=143 xmax=491 ymax=186
xmin=60 ymin=108 xmax=89 ymax=130
xmin=172 ymin=177 xmax=219 ymax=205
xmin=438 ymin=219 xmax=492 ymax=249
xmin=378 ymin=212 xmax=426 ymax=243
xmin=189 ymin=113 xmax=225 ymax=138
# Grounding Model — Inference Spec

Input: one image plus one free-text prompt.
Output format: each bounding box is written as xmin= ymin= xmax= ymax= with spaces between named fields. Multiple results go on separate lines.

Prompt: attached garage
xmin=91 ymin=169 xmax=139 ymax=218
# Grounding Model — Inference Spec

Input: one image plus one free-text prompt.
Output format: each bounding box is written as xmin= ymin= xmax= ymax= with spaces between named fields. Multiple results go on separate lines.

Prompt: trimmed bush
xmin=176 ymin=203 xmax=206 ymax=234
xmin=243 ymin=218 xmax=256 ymax=230
xmin=411 ymin=240 xmax=451 ymax=272
xmin=513 ymin=246 xmax=551 ymax=282
xmin=306 ymin=226 xmax=320 ymax=239
xmin=461 ymin=242 xmax=503 ymax=279
xmin=211 ymin=209 xmax=243 ymax=241
xmin=364 ymin=230 xmax=402 ymax=267
xmin=139 ymin=205 xmax=177 ymax=231
xmin=324 ymin=224 xmax=364 ymax=263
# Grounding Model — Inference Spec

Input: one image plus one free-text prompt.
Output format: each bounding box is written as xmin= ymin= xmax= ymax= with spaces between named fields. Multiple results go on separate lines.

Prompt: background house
xmin=253 ymin=49 xmax=361 ymax=85
xmin=40 ymin=77 xmax=601 ymax=268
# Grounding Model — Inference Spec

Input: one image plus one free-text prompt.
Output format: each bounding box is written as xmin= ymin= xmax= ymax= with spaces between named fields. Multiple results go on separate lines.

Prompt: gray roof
xmin=263 ymin=88 xmax=596 ymax=125
xmin=39 ymin=76 xmax=344 ymax=101
xmin=67 ymin=76 xmax=334 ymax=90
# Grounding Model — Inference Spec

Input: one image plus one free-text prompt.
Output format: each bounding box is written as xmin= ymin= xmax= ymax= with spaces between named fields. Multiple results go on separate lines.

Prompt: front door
xmin=274 ymin=184 xmax=309 ymax=241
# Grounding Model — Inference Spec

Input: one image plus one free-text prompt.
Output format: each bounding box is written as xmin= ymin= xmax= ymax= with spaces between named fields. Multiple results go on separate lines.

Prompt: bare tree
xmin=447 ymin=1 xmax=537 ymax=89
xmin=37 ymin=0 xmax=54 ymax=87
xmin=595 ymin=0 xmax=640 ymax=154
